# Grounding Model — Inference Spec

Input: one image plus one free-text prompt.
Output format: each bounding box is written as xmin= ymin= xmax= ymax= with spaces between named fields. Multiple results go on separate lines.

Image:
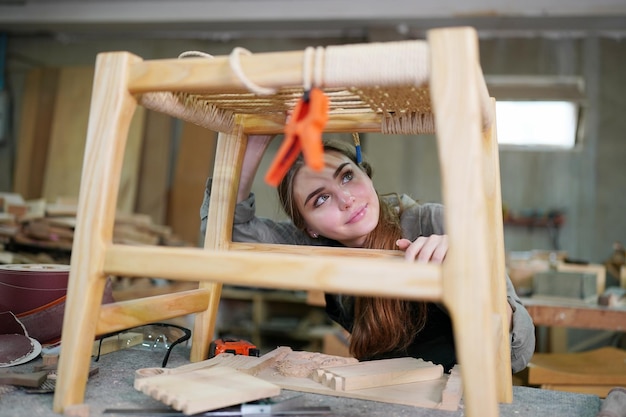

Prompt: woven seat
xmin=53 ymin=27 xmax=511 ymax=417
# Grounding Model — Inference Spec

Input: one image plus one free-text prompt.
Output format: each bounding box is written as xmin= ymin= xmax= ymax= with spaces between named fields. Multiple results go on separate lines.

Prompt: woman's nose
xmin=339 ymin=191 xmax=354 ymax=209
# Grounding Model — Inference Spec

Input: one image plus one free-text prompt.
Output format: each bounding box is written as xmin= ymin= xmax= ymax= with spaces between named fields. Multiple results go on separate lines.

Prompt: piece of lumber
xmin=42 ymin=67 xmax=95 ymax=204
xmin=134 ymin=366 xmax=281 ymax=415
xmin=0 ymin=370 xmax=48 ymax=387
xmin=316 ymin=357 xmax=443 ymax=391
xmin=13 ymin=68 xmax=59 ymax=200
xmin=439 ymin=365 xmax=463 ymax=410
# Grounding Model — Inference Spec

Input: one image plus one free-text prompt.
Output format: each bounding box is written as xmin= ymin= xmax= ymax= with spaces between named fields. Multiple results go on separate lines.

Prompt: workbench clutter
xmin=0 ymin=263 xmax=115 ymax=351
xmin=133 ymin=347 xmax=462 ymax=415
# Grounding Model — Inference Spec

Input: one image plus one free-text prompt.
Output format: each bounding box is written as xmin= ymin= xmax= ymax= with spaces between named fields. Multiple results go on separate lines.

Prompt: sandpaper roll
xmin=0 ymin=264 xmax=69 ymax=315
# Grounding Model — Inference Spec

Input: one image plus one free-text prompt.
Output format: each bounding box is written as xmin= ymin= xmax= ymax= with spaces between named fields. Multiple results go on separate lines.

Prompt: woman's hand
xmin=396 ymin=235 xmax=448 ymax=263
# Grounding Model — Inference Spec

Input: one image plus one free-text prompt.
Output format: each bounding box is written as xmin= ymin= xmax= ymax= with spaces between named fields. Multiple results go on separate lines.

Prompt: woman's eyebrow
xmin=304 ymin=187 xmax=324 ymax=207
xmin=333 ymin=162 xmax=350 ymax=179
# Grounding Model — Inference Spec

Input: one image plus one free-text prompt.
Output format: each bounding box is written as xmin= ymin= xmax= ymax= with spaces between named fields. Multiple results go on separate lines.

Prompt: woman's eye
xmin=341 ymin=170 xmax=354 ymax=184
xmin=314 ymin=194 xmax=329 ymax=208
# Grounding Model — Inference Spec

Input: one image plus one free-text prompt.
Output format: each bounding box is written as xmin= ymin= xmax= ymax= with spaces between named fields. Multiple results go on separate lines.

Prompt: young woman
xmin=200 ymin=135 xmax=535 ymax=373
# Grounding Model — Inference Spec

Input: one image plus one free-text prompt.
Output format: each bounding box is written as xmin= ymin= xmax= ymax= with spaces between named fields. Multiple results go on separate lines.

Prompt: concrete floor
xmin=0 ymin=345 xmax=602 ymax=417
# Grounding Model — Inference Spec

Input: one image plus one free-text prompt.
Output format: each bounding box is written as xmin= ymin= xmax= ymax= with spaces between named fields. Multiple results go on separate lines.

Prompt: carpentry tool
xmin=208 ymin=337 xmax=260 ymax=358
xmin=265 ymin=87 xmax=329 ymax=186
xmin=103 ymin=395 xmax=331 ymax=416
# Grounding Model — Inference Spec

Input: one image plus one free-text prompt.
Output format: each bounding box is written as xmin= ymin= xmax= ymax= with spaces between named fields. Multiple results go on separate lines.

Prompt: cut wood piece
xmin=134 ymin=366 xmax=280 ymax=415
xmin=256 ymin=360 xmax=458 ymax=410
xmin=318 ymin=357 xmax=443 ymax=391
xmin=237 ymin=346 xmax=292 ymax=376
xmin=439 ymin=365 xmax=463 ymax=411
xmin=0 ymin=370 xmax=48 ymax=387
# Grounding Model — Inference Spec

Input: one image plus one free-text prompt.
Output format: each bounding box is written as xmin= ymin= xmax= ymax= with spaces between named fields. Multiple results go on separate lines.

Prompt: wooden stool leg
xmin=429 ymin=27 xmax=502 ymax=417
xmin=190 ymin=122 xmax=248 ymax=362
xmin=53 ymin=52 xmax=141 ymax=413
xmin=484 ymin=101 xmax=514 ymax=403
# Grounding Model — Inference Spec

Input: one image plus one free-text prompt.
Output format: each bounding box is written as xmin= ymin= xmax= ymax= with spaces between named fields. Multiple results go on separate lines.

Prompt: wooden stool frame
xmin=53 ymin=27 xmax=512 ymax=417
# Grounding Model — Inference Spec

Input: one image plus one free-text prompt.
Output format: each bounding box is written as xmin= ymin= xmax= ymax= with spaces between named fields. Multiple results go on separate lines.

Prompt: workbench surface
xmin=1 ymin=345 xmax=601 ymax=417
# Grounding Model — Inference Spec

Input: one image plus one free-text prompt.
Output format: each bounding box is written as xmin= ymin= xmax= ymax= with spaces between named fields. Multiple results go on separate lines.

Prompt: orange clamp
xmin=265 ymin=87 xmax=329 ymax=187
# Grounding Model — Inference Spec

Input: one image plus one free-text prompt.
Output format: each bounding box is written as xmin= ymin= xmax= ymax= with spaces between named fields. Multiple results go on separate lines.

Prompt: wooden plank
xmin=42 ymin=66 xmax=94 ymax=204
xmin=167 ymin=121 xmax=216 ymax=245
xmin=521 ymin=296 xmax=626 ymax=331
xmin=256 ymin=358 xmax=457 ymax=410
xmin=134 ymin=367 xmax=281 ymax=415
xmin=316 ymin=357 xmax=443 ymax=391
xmin=41 ymin=65 xmax=145 ymax=213
xmin=13 ymin=68 xmax=59 ymax=200
xmin=134 ymin=110 xmax=172 ymax=224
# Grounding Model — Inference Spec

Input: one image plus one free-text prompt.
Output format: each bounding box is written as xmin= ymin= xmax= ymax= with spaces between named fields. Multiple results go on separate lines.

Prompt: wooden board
xmin=257 ymin=362 xmax=453 ymax=410
xmin=42 ymin=66 xmax=94 ymax=204
xmin=313 ymin=357 xmax=443 ymax=391
xmin=134 ymin=366 xmax=280 ymax=415
xmin=42 ymin=66 xmax=145 ymax=212
xmin=13 ymin=68 xmax=59 ymax=200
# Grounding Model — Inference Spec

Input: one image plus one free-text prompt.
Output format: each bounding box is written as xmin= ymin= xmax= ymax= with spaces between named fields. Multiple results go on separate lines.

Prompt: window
xmin=496 ymin=101 xmax=579 ymax=149
xmin=486 ymin=76 xmax=584 ymax=150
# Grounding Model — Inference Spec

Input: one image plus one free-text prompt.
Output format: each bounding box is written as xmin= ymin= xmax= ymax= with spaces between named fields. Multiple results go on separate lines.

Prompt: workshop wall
xmin=1 ymin=33 xmax=624 ymax=263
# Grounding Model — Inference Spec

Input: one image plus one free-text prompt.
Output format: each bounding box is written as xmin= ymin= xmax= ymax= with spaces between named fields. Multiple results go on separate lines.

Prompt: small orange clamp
xmin=265 ymin=87 xmax=329 ymax=186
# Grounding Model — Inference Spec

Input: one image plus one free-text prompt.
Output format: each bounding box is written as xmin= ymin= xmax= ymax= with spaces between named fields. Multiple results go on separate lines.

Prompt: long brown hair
xmin=277 ymin=139 xmax=428 ymax=359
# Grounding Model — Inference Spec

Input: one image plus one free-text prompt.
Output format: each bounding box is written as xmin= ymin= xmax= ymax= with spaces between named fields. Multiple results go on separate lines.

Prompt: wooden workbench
xmin=521 ymin=296 xmax=626 ymax=332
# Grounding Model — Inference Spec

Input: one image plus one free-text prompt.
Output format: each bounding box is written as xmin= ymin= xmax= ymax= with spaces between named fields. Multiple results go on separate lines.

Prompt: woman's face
xmin=292 ymin=150 xmax=380 ymax=248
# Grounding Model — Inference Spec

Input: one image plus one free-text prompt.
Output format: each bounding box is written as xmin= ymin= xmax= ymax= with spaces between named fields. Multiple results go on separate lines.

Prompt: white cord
xmin=229 ymin=47 xmax=277 ymax=96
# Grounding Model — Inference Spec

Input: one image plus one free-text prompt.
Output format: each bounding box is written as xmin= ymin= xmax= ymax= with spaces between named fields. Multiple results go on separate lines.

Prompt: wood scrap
xmin=313 ymin=357 xmax=443 ymax=391
xmin=438 ymin=365 xmax=463 ymax=410
xmin=134 ymin=366 xmax=281 ymax=415
xmin=0 ymin=370 xmax=48 ymax=387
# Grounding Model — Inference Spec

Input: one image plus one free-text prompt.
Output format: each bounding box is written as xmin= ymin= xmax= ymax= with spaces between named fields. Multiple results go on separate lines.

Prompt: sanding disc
xmin=0 ymin=334 xmax=42 ymax=368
